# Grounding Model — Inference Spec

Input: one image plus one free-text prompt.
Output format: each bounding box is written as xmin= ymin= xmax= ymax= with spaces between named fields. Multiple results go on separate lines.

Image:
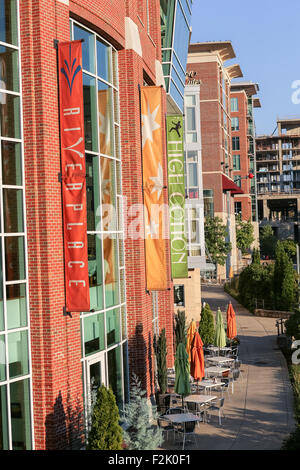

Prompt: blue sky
xmin=190 ymin=0 xmax=300 ymax=135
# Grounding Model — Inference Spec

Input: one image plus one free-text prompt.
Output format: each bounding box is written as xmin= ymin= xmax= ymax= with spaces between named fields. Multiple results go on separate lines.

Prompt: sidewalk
xmin=162 ymin=284 xmax=296 ymax=450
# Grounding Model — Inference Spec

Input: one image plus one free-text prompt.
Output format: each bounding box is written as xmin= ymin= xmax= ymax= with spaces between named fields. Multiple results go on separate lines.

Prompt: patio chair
xmin=157 ymin=414 xmax=175 ymax=442
xmin=206 ymin=397 xmax=226 ymax=426
xmin=176 ymin=420 xmax=198 ymax=450
xmin=235 ymin=360 xmax=244 ymax=382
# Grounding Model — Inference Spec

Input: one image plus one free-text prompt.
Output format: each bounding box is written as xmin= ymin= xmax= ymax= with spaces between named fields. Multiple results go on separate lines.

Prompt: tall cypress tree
xmin=198 ymin=303 xmax=215 ymax=346
xmin=154 ymin=328 xmax=167 ymax=394
xmin=252 ymin=248 xmax=261 ymax=265
xmin=87 ymin=385 xmax=123 ymax=450
xmin=274 ymin=242 xmax=285 ymax=309
xmin=174 ymin=309 xmax=187 ymax=349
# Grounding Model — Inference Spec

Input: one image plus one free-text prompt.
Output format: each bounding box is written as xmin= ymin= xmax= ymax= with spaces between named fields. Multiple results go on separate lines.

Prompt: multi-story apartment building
xmin=256 ymin=118 xmax=300 ymax=241
xmin=230 ymin=82 xmax=260 ymax=221
xmin=186 ymin=41 xmax=244 ymax=280
xmin=0 ymin=0 xmax=193 ymax=450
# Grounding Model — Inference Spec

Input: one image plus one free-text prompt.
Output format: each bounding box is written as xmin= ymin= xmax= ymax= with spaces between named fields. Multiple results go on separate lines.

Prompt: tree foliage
xmin=280 ymin=239 xmax=297 ymax=260
xmin=204 ymin=216 xmax=231 ymax=266
xmin=238 ymin=263 xmax=275 ymax=311
xmin=274 ymin=241 xmax=297 ymax=311
xmin=285 ymin=309 xmax=300 ymax=341
xmin=154 ymin=329 xmax=167 ymax=394
xmin=236 ymin=216 xmax=255 ymax=254
xmin=252 ymin=248 xmax=261 ymax=265
xmin=259 ymin=225 xmax=277 ymax=259
xmin=174 ymin=309 xmax=187 ymax=349
xmin=123 ymin=374 xmax=163 ymax=450
xmin=87 ymin=385 xmax=123 ymax=450
xmin=198 ymin=303 xmax=215 ymax=346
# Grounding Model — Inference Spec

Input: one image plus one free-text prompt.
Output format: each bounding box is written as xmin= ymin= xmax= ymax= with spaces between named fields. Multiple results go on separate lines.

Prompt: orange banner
xmin=58 ymin=41 xmax=90 ymax=312
xmin=141 ymin=86 xmax=167 ymax=290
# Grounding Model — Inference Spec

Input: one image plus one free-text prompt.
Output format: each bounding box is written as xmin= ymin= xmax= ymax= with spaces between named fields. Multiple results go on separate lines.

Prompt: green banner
xmin=167 ymin=115 xmax=188 ymax=279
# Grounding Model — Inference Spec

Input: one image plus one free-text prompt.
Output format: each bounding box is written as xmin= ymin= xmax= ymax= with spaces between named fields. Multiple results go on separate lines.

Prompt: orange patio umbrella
xmin=226 ymin=302 xmax=237 ymax=339
xmin=190 ymin=331 xmax=205 ymax=383
xmin=186 ymin=320 xmax=196 ymax=362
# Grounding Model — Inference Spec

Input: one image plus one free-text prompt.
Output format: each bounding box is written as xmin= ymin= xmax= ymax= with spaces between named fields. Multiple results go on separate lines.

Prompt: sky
xmin=190 ymin=0 xmax=300 ymax=136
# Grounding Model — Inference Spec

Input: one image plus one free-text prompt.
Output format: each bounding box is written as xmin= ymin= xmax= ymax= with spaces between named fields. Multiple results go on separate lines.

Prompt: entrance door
xmin=85 ymin=353 xmax=106 ymax=428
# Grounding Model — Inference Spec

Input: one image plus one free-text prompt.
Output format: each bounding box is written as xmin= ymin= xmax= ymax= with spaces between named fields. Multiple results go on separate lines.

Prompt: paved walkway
xmin=163 ymin=284 xmax=296 ymax=450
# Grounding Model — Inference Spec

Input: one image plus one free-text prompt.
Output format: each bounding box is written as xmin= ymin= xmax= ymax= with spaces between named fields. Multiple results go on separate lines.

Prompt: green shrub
xmin=154 ymin=329 xmax=167 ymax=394
xmin=285 ymin=310 xmax=300 ymax=341
xmin=87 ymin=385 xmax=123 ymax=450
xmin=174 ymin=309 xmax=187 ymax=349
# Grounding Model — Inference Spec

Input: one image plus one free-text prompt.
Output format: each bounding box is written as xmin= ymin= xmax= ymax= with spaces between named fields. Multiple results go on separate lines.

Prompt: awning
xmin=222 ymin=174 xmax=244 ymax=195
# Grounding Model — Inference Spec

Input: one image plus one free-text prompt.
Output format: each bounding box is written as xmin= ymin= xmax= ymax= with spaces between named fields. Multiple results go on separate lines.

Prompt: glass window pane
xmin=186 ymin=132 xmax=197 ymax=143
xmin=0 ymin=93 xmax=20 ymax=138
xmin=83 ymin=74 xmax=98 ymax=152
xmin=10 ymin=378 xmax=32 ymax=450
xmin=107 ymin=345 xmax=123 ymax=405
xmin=112 ymin=49 xmax=118 ymax=89
xmin=84 ymin=313 xmax=105 ymax=356
xmin=97 ymin=39 xmax=111 ymax=83
xmin=186 ymin=107 xmax=196 ymax=131
xmin=98 ymin=82 xmax=114 ymax=156
xmin=8 ymin=330 xmax=29 ymax=378
xmin=103 ymin=237 xmax=119 ymax=308
xmin=106 ymin=308 xmax=120 ymax=347
xmin=73 ymin=24 xmax=95 ymax=74
xmin=0 ymin=335 xmax=5 ymax=381
xmin=0 ymin=385 xmax=9 ymax=449
xmin=189 ymin=162 xmax=198 ymax=187
xmin=0 ymin=243 xmax=3 ymax=331
xmin=5 ymin=236 xmax=25 ymax=281
xmin=3 ymin=189 xmax=23 ymax=232
xmin=88 ymin=234 xmax=103 ymax=312
xmin=2 ymin=141 xmax=22 ymax=186
xmin=86 ymin=154 xmax=100 ymax=232
xmin=185 ymin=95 xmax=195 ymax=106
xmin=101 ymin=157 xmax=117 ymax=231
xmin=0 ymin=0 xmax=18 ymax=46
xmin=187 ymin=150 xmax=197 ymax=162
xmin=0 ymin=45 xmax=19 ymax=92
xmin=6 ymin=283 xmax=27 ymax=330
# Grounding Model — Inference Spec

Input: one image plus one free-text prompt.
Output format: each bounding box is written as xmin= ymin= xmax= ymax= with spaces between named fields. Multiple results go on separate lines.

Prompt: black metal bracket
xmin=53 ymin=39 xmax=59 ymax=50
xmin=146 ymin=289 xmax=151 ymax=295
xmin=58 ymin=172 xmax=62 ymax=183
xmin=63 ymin=306 xmax=72 ymax=318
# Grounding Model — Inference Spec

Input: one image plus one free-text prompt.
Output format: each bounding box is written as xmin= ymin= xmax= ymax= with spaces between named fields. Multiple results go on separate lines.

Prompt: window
xmin=231 ymin=97 xmax=238 ymax=112
xmin=232 ymin=137 xmax=240 ymax=151
xmin=234 ymin=177 xmax=241 ymax=188
xmin=71 ymin=19 xmax=127 ymax=412
xmin=0 ymin=0 xmax=33 ymax=450
xmin=233 ymin=155 xmax=240 ymax=170
xmin=231 ymin=117 xmax=239 ymax=131
xmin=203 ymin=190 xmax=214 ymax=218
xmin=234 ymin=202 xmax=242 ymax=217
xmin=174 ymin=285 xmax=185 ymax=307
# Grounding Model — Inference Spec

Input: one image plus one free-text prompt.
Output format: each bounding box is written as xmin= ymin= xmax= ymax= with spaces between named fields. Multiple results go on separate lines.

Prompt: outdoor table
xmin=206 ymin=356 xmax=235 ymax=366
xmin=184 ymin=394 xmax=217 ymax=423
xmin=161 ymin=413 xmax=202 ymax=448
xmin=193 ymin=379 xmax=225 ymax=395
xmin=205 ymin=367 xmax=230 ymax=377
xmin=206 ymin=346 xmax=232 ymax=356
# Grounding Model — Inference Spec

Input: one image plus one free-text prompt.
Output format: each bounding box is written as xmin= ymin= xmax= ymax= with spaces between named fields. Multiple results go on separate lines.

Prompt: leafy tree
xmin=236 ymin=216 xmax=255 ymax=255
xmin=154 ymin=329 xmax=167 ymax=394
xmin=259 ymin=224 xmax=277 ymax=259
xmin=204 ymin=216 xmax=231 ymax=266
xmin=87 ymin=385 xmax=123 ymax=450
xmin=123 ymin=374 xmax=163 ymax=450
xmin=198 ymin=303 xmax=215 ymax=345
xmin=174 ymin=309 xmax=187 ymax=349
xmin=285 ymin=309 xmax=300 ymax=340
xmin=280 ymin=239 xmax=297 ymax=260
xmin=238 ymin=263 xmax=274 ymax=311
xmin=252 ymin=248 xmax=261 ymax=265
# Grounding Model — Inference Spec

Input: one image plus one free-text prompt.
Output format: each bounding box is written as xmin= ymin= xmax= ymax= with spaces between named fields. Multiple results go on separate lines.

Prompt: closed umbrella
xmin=174 ymin=343 xmax=191 ymax=407
xmin=226 ymin=302 xmax=237 ymax=340
xmin=186 ymin=320 xmax=196 ymax=362
xmin=214 ymin=308 xmax=226 ymax=351
xmin=190 ymin=332 xmax=205 ymax=390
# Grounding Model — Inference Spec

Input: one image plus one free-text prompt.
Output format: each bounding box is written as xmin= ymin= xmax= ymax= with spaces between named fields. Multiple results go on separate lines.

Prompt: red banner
xmin=58 ymin=41 xmax=90 ymax=312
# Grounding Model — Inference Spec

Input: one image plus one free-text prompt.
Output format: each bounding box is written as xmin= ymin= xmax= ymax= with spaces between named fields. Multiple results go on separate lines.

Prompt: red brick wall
xmin=20 ymin=0 xmax=174 ymax=449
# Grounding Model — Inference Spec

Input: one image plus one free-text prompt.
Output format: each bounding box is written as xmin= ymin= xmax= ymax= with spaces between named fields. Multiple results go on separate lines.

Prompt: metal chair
xmin=206 ymin=397 xmax=226 ymax=425
xmin=176 ymin=420 xmax=197 ymax=450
